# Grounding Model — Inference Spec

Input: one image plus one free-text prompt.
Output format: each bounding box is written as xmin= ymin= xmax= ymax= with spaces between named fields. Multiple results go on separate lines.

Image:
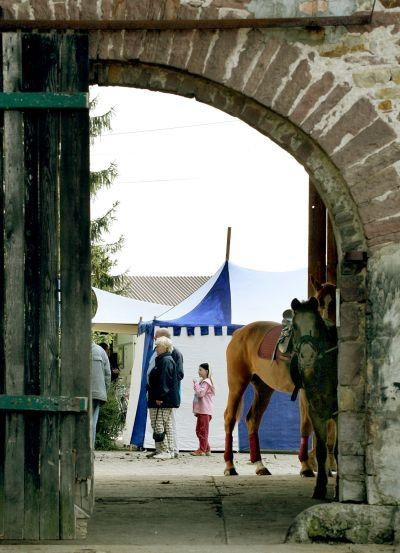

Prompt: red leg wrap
xmin=224 ymin=433 xmax=233 ymax=463
xmin=249 ymin=432 xmax=261 ymax=463
xmin=299 ymin=436 xmax=309 ymax=462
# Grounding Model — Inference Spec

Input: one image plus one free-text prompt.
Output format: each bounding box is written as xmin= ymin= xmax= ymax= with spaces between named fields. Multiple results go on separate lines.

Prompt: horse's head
xmin=310 ymin=275 xmax=336 ymax=324
xmin=290 ymin=296 xmax=334 ymax=374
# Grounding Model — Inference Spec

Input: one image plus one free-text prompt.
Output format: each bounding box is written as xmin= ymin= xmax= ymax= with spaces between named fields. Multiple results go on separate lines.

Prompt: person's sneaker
xmin=205 ymin=450 xmax=211 ymax=456
xmin=190 ymin=449 xmax=205 ymax=456
xmin=146 ymin=451 xmax=158 ymax=458
xmin=172 ymin=452 xmax=179 ymax=458
xmin=153 ymin=452 xmax=172 ymax=460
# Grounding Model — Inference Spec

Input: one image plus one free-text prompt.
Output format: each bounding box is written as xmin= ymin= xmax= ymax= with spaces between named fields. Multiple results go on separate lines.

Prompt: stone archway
xmin=92 ymin=60 xmax=368 ymax=504
xmin=0 ymin=1 xmax=398 ymax=542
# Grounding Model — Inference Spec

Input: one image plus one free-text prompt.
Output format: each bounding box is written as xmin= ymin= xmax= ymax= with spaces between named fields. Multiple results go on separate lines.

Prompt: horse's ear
xmin=309 ymin=296 xmax=319 ymax=311
xmin=310 ymin=275 xmax=322 ymax=292
xmin=291 ymin=298 xmax=301 ymax=311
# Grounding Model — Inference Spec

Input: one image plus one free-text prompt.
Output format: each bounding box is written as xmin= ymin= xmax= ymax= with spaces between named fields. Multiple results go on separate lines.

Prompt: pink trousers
xmin=195 ymin=413 xmax=212 ymax=452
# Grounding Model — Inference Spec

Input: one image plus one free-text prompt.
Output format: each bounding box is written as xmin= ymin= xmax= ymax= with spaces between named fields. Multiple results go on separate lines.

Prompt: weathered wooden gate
xmin=0 ymin=31 xmax=91 ymax=539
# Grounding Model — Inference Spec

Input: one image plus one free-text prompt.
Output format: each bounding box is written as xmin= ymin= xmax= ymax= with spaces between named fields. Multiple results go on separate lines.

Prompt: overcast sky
xmin=90 ymin=86 xmax=309 ymax=276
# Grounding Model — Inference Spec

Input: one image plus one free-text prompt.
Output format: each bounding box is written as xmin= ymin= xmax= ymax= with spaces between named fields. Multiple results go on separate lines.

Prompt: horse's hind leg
xmin=224 ymin=372 xmax=250 ymax=476
xmin=246 ymin=375 xmax=273 ymax=476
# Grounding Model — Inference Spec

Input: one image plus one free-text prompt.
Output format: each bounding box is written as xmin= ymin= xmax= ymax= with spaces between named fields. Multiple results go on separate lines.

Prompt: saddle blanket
xmin=258 ymin=324 xmax=290 ymax=362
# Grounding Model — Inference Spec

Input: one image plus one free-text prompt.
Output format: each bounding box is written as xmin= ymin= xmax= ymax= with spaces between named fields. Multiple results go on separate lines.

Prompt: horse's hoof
xmin=300 ymin=469 xmax=315 ymax=478
xmin=256 ymin=467 xmax=271 ymax=476
xmin=312 ymin=489 xmax=327 ymax=500
xmin=224 ymin=468 xmax=238 ymax=476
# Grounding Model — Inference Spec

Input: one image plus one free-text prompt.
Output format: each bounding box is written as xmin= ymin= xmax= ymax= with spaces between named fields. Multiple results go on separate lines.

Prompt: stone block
xmin=289 ymin=71 xmax=334 ymax=125
xmin=317 ymin=97 xmax=377 ymax=154
xmin=301 ymin=83 xmax=351 ymax=133
xmin=340 ymin=478 xmax=367 ymax=503
xmin=380 ymin=0 xmax=400 ymax=7
xmin=274 ymin=59 xmax=311 ymax=115
xmin=392 ymin=67 xmax=400 ymax=84
xmin=353 ymin=68 xmax=391 ymax=88
xmin=339 ymin=412 xmax=365 ymax=443
xmin=339 ymin=302 xmax=364 ymax=340
xmin=286 ymin=504 xmax=396 ymax=543
xmin=340 ymin=275 xmax=367 ymax=302
xmin=339 ymin=454 xmax=365 ymax=478
xmin=344 ymin=142 xmax=400 ymax=183
xmin=227 ymin=29 xmax=270 ymax=91
xmin=332 ymin=119 xmax=397 ymax=169
xmin=339 ymin=341 xmax=365 ymax=386
xmin=359 ymin=189 xmax=400 ymax=223
xmin=243 ymin=37 xmax=281 ymax=97
xmin=254 ymin=43 xmax=301 ymax=106
xmin=350 ymin=167 xmax=399 ymax=204
xmin=378 ymin=100 xmax=393 ymax=112
xmin=375 ymin=87 xmax=400 ymax=99
xmin=338 ymin=384 xmax=365 ymax=412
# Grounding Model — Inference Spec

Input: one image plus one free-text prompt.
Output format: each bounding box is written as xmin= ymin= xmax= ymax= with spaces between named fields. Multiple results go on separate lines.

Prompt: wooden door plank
xmin=59 ymin=32 xmax=91 ymax=537
xmin=18 ymin=33 xmax=60 ymax=540
xmin=0 ymin=26 xmax=5 ymax=540
xmin=2 ymin=32 xmax=26 ymax=540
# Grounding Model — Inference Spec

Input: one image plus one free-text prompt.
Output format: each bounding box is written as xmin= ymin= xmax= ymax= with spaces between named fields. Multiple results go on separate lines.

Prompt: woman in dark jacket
xmin=147 ymin=336 xmax=180 ymax=459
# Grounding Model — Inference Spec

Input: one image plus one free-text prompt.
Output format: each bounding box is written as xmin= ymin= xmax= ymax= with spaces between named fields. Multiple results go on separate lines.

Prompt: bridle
xmin=293 ymin=333 xmax=338 ymax=361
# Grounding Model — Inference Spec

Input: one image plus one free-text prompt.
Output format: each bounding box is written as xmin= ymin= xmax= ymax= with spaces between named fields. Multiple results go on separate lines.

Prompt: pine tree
xmin=90 ymin=97 xmax=125 ymax=291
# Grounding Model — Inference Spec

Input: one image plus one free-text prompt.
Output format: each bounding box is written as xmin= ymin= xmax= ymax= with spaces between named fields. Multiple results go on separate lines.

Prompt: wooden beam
xmin=0 ymin=395 xmax=88 ymax=412
xmin=308 ymin=180 xmax=327 ymax=297
xmin=225 ymin=227 xmax=231 ymax=262
xmin=0 ymin=14 xmax=373 ymax=32
xmin=0 ymin=92 xmax=88 ymax=109
xmin=2 ymin=31 xmax=26 ymax=540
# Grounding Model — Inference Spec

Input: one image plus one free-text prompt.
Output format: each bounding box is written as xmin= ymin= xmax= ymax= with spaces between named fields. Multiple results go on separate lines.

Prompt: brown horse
xmin=310 ymin=275 xmax=338 ymax=473
xmin=223 ymin=319 xmax=315 ymax=477
xmin=290 ymin=297 xmax=338 ymax=499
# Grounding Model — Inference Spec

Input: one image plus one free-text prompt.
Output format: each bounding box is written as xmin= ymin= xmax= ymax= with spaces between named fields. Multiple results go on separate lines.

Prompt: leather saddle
xmin=258 ymin=325 xmax=291 ymax=363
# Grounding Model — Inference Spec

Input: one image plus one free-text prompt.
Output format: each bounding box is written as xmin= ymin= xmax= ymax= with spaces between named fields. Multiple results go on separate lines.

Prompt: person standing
xmin=91 ymin=341 xmax=111 ymax=446
xmin=191 ymin=362 xmax=215 ymax=456
xmin=146 ymin=328 xmax=184 ymax=458
xmin=147 ymin=336 xmax=181 ymax=460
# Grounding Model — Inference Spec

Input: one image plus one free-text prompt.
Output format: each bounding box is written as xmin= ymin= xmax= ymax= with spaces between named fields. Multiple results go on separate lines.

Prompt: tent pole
xmin=225 ymin=227 xmax=231 ymax=261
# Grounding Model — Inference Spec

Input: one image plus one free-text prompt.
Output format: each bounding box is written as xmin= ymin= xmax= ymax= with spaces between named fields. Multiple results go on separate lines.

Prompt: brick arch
xmin=93 ymin=60 xmax=371 ymax=505
xmin=93 ymin=62 xmax=366 ymax=256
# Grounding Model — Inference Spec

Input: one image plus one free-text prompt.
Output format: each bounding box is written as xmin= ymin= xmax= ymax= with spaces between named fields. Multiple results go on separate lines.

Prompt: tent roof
xmin=148 ymin=261 xmax=308 ymax=328
xmin=92 ymin=287 xmax=171 ymax=334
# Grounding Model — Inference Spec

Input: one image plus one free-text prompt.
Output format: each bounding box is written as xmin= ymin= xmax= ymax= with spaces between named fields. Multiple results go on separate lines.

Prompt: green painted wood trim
xmin=0 ymin=92 xmax=88 ymax=109
xmin=0 ymin=395 xmax=88 ymax=412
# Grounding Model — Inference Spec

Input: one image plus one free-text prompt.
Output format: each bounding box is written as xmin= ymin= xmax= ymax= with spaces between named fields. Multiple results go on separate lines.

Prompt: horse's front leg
xmin=312 ymin=421 xmax=328 ymax=499
xmin=326 ymin=419 xmax=337 ymax=476
xmin=298 ymin=390 xmax=315 ymax=477
xmin=333 ymin=418 xmax=339 ymax=501
xmin=224 ymin=384 xmax=247 ymax=476
xmin=246 ymin=377 xmax=273 ymax=475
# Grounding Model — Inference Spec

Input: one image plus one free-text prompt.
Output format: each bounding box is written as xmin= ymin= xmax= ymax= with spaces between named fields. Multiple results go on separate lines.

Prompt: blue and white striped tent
xmin=122 ymin=261 xmax=307 ymax=452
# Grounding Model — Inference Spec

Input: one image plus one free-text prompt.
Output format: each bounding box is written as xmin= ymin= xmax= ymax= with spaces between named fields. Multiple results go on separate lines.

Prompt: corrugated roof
xmin=115 ymin=275 xmax=210 ymax=307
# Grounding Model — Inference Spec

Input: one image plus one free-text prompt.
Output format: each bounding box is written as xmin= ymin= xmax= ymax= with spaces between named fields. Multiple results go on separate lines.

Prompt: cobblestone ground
xmin=0 ymin=451 xmax=395 ymax=553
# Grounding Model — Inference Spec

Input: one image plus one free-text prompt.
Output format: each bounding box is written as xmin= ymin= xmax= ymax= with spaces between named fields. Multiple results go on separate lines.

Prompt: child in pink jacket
xmin=191 ymin=362 xmax=215 ymax=456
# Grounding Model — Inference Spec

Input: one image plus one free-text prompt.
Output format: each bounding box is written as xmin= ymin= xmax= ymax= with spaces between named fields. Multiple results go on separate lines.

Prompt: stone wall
xmin=1 ymin=0 xmax=399 ymax=514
